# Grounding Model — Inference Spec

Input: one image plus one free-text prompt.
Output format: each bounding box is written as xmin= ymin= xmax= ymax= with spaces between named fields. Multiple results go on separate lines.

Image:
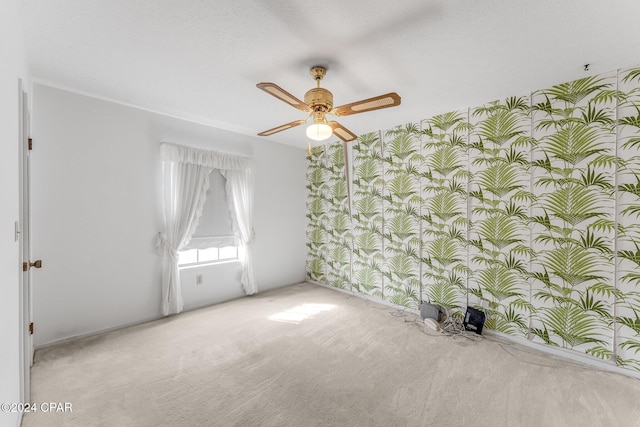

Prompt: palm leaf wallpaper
xmin=422 ymin=113 xmax=469 ymax=314
xmin=468 ymin=98 xmax=531 ymax=336
xmin=530 ymin=72 xmax=616 ymax=358
xmin=306 ymin=146 xmax=328 ymax=284
xmin=383 ymin=125 xmax=422 ymax=307
xmin=306 ymin=65 xmax=640 ymax=373
xmin=616 ymin=66 xmax=640 ymax=370
xmin=324 ymin=143 xmax=352 ymax=290
xmin=352 ymin=132 xmax=385 ymax=298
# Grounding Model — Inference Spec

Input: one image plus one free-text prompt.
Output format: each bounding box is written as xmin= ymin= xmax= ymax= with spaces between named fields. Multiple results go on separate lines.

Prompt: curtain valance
xmin=160 ymin=142 xmax=253 ymax=171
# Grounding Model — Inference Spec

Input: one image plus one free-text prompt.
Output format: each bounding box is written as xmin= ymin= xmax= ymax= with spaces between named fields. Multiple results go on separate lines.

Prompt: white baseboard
xmin=483 ymin=329 xmax=640 ymax=380
xmin=35 ymin=314 xmax=164 ymax=351
xmin=305 ymin=280 xmax=640 ymax=380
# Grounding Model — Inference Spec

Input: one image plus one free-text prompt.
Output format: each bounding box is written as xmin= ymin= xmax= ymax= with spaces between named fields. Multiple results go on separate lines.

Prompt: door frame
xmin=18 ymin=78 xmax=33 ymax=403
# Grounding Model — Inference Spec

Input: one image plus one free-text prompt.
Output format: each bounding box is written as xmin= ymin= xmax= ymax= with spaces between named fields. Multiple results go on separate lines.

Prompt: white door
xmin=18 ymin=80 xmax=34 ymax=402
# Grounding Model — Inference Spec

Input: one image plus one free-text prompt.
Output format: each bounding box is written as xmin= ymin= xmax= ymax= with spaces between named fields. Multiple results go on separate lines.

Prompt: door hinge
xmin=29 ymin=322 xmax=34 ymax=335
xmin=28 ymin=138 xmax=33 ymax=150
xmin=23 ymin=262 xmax=28 ymax=272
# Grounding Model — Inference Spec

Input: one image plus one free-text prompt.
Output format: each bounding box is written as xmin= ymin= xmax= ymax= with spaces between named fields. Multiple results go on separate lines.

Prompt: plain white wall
xmin=31 ymin=84 xmax=307 ymax=347
xmin=0 ymin=2 xmax=30 ymax=427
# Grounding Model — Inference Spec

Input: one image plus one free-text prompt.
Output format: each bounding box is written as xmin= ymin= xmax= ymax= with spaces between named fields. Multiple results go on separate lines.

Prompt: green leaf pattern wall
xmin=529 ymin=72 xmax=617 ymax=357
xmin=352 ymin=132 xmax=384 ymax=298
xmin=306 ymin=144 xmax=351 ymax=289
xmin=468 ymin=97 xmax=532 ymax=336
xmin=305 ymin=66 xmax=640 ymax=372
xmin=617 ymin=67 xmax=640 ymax=370
xmin=305 ymin=147 xmax=328 ymax=284
xmin=422 ymin=114 xmax=469 ymax=315
xmin=383 ymin=125 xmax=422 ymax=306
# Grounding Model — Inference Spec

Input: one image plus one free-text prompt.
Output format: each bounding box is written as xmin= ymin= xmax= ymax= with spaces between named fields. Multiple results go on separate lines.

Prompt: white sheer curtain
xmin=155 ymin=142 xmax=255 ymax=315
xmin=155 ymin=161 xmax=211 ymax=315
xmin=222 ymin=168 xmax=256 ymax=294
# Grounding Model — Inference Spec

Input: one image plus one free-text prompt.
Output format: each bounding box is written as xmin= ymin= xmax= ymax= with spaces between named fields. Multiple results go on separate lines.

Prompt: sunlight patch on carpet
xmin=268 ymin=303 xmax=336 ymax=324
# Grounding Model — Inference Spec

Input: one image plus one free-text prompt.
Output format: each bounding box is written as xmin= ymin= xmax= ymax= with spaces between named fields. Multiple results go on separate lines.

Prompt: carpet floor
xmin=21 ymin=282 xmax=640 ymax=427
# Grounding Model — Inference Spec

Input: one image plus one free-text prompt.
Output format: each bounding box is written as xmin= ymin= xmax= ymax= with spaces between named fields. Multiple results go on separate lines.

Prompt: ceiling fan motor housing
xmin=305 ymin=87 xmax=333 ymax=111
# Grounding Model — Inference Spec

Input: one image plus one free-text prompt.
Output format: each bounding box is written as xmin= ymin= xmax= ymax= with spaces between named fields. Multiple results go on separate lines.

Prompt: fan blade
xmin=257 ymin=82 xmax=311 ymax=112
xmin=330 ymin=92 xmax=401 ymax=116
xmin=258 ymin=120 xmax=307 ymax=137
xmin=328 ymin=121 xmax=358 ymax=142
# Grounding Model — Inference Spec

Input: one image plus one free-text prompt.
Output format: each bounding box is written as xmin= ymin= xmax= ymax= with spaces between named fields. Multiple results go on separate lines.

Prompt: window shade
xmin=182 ymin=169 xmax=239 ymax=250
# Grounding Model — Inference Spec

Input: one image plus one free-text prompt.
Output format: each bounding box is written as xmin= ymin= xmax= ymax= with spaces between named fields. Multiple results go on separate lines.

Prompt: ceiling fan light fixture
xmin=306 ymin=123 xmax=332 ymax=141
xmin=306 ymin=111 xmax=332 ymax=141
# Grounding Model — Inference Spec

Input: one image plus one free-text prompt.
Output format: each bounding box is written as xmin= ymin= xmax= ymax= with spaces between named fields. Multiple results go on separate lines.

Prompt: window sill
xmin=178 ymin=259 xmax=241 ymax=270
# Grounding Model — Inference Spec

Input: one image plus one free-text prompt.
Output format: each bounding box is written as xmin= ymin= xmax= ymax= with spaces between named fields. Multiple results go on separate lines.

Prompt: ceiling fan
xmin=257 ymin=66 xmax=401 ymax=143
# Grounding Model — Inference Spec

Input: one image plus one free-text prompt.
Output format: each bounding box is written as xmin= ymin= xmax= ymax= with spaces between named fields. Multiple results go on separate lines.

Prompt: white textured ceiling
xmin=19 ymin=0 xmax=640 ymax=148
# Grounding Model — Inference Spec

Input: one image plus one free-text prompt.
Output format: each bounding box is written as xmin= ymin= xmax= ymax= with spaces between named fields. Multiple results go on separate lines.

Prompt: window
xmin=178 ymin=246 xmax=239 ymax=267
xmin=178 ymin=169 xmax=239 ymax=267
xmin=157 ymin=141 xmax=256 ymax=314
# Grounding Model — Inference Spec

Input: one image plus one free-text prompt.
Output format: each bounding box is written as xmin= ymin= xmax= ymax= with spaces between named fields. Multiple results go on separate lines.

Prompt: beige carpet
xmin=22 ymin=282 xmax=640 ymax=427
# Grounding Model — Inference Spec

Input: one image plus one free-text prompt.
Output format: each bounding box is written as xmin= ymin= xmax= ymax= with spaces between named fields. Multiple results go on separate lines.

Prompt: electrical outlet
xmin=196 ymin=275 xmax=203 ymax=285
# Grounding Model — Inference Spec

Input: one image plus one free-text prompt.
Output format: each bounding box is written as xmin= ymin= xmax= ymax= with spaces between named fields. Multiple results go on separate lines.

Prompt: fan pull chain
xmin=307 ymin=141 xmax=311 ymax=156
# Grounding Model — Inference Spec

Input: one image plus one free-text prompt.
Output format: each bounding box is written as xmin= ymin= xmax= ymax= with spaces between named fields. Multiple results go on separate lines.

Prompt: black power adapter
xmin=463 ymin=306 xmax=486 ymax=335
